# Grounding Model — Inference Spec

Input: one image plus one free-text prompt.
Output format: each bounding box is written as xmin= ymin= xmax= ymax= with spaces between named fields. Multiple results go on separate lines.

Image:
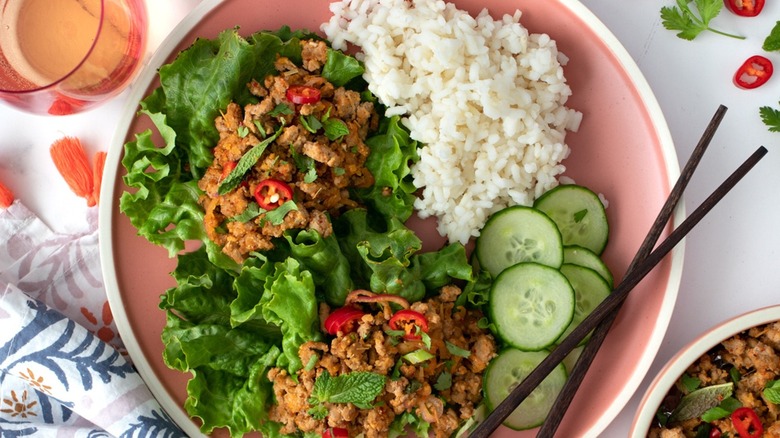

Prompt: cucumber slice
xmin=489 ymin=262 xmax=574 ymax=351
xmin=563 ymin=245 xmax=614 ymax=288
xmin=562 ymin=345 xmax=584 ymax=374
xmin=476 ymin=206 xmax=563 ymax=277
xmin=555 ymin=264 xmax=612 ymax=345
xmin=484 ymin=349 xmax=568 ymax=430
xmin=534 ymin=184 xmax=609 ymax=254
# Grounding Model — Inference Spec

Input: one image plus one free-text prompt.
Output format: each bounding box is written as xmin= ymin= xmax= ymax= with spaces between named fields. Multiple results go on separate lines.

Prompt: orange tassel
xmin=0 ymin=180 xmax=14 ymax=208
xmin=91 ymin=151 xmax=107 ymax=206
xmin=50 ymin=137 xmax=96 ymax=207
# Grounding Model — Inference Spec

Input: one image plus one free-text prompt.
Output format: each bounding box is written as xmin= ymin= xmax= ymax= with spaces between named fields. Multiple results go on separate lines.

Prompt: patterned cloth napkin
xmin=0 ymin=200 xmax=185 ymax=437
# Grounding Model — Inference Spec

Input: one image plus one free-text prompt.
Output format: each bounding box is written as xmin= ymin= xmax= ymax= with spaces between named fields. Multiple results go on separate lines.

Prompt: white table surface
xmin=1 ymin=0 xmax=778 ymax=436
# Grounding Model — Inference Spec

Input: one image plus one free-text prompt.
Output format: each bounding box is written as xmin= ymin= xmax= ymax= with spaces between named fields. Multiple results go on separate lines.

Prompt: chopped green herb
xmin=333 ymin=167 xmax=346 ymax=176
xmin=218 ymin=124 xmax=285 ymax=194
xmin=263 ymin=200 xmax=298 ymax=226
xmin=760 ymin=103 xmax=780 ymax=133
xmin=289 ymin=145 xmax=318 ymax=183
xmin=445 ymin=341 xmax=471 ymax=358
xmin=573 ymin=209 xmax=588 ymax=223
xmin=300 ymin=114 xmax=323 ymax=133
xmin=681 ymin=373 xmax=702 ymax=392
xmin=268 ymin=103 xmax=294 ymax=117
xmin=728 ymin=367 xmax=741 ymax=384
xmin=237 ymin=125 xmax=249 ymax=138
xmin=405 ymin=380 xmax=423 ymax=394
xmin=764 ymin=379 xmax=780 ymax=404
xmin=304 ymin=354 xmax=318 ymax=372
xmin=323 ymin=118 xmax=350 ymax=141
xmin=700 ymin=396 xmax=740 ymax=422
xmin=228 ymin=203 xmax=266 ymax=223
xmin=763 ymin=21 xmax=780 ymax=52
xmin=434 ymin=371 xmax=452 ymax=391
xmin=660 ymin=0 xmax=744 ymax=41
xmin=253 ymin=120 xmax=267 ymax=138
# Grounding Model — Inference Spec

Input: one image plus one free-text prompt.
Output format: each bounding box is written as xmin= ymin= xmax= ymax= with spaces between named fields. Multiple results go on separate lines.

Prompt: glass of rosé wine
xmin=0 ymin=0 xmax=147 ymax=115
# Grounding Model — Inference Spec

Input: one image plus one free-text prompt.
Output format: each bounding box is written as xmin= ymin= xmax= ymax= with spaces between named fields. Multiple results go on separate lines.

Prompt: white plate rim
xmin=98 ymin=0 xmax=683 ymax=436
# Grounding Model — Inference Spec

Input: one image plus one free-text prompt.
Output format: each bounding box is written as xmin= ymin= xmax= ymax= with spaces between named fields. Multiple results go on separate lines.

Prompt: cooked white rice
xmin=322 ymin=0 xmax=582 ymax=244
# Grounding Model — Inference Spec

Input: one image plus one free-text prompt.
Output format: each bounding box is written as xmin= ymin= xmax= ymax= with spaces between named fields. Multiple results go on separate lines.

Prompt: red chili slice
xmin=254 ymin=178 xmax=293 ymax=210
xmin=724 ymin=0 xmax=764 ymax=16
xmin=389 ymin=309 xmax=429 ymax=341
xmin=286 ymin=85 xmax=322 ymax=104
xmin=731 ymin=407 xmax=763 ymax=438
xmin=709 ymin=427 xmax=721 ymax=438
xmin=324 ymin=306 xmax=365 ymax=335
xmin=733 ymin=55 xmax=773 ymax=89
xmin=322 ymin=427 xmax=349 ymax=438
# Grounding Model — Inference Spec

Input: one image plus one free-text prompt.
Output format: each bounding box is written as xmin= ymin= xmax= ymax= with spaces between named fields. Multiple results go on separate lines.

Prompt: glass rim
xmin=0 ymin=0 xmax=107 ymax=93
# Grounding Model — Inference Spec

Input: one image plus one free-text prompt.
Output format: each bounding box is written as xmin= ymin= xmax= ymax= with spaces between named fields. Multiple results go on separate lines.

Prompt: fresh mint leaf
xmin=764 ymin=379 xmax=780 ymax=404
xmin=763 ymin=21 xmax=780 ymax=52
xmin=668 ymin=382 xmax=733 ymax=422
xmin=760 ymin=103 xmax=780 ymax=132
xmin=660 ymin=0 xmax=744 ymax=41
xmin=218 ymin=124 xmax=284 ymax=194
xmin=323 ymin=118 xmax=350 ymax=141
xmin=309 ymin=370 xmax=386 ymax=410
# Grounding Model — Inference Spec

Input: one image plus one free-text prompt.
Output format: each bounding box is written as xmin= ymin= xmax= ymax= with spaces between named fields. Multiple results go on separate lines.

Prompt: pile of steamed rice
xmin=322 ymin=0 xmax=582 ymax=244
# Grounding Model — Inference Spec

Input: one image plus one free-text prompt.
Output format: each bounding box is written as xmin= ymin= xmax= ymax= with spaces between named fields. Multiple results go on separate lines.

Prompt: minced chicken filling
xmin=268 ymin=285 xmax=497 ymax=438
xmin=649 ymin=321 xmax=780 ymax=437
xmin=198 ymin=39 xmax=377 ymax=262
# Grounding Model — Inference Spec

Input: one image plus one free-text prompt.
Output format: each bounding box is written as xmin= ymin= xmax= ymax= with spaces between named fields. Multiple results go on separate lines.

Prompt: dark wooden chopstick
xmin=469 ymin=137 xmax=767 ymax=435
xmin=536 ymin=105 xmax=728 ymax=437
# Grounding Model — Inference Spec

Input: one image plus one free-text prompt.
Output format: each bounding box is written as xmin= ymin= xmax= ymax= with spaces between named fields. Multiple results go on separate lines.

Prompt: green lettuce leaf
xmin=284 ymin=229 xmax=354 ymax=306
xmin=355 ymin=115 xmax=420 ymax=221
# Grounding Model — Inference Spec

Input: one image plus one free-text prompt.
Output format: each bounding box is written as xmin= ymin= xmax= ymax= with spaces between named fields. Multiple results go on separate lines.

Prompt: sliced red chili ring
xmin=389 ymin=309 xmax=429 ymax=341
xmin=254 ymin=178 xmax=293 ymax=210
xmin=345 ymin=289 xmax=410 ymax=309
xmin=731 ymin=406 xmax=763 ymax=438
xmin=324 ymin=306 xmax=365 ymax=335
xmin=322 ymin=427 xmax=349 ymax=438
xmin=733 ymin=55 xmax=773 ymax=89
xmin=724 ymin=0 xmax=764 ymax=17
xmin=286 ymin=85 xmax=322 ymax=104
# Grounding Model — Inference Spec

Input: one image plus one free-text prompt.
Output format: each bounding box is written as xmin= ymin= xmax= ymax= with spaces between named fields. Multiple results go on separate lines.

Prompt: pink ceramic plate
xmin=99 ymin=0 xmax=682 ymax=436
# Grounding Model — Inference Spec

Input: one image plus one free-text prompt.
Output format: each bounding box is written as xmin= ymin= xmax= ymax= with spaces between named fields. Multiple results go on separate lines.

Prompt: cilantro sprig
xmin=660 ymin=0 xmax=744 ymax=41
xmin=760 ymin=103 xmax=780 ymax=132
xmin=763 ymin=21 xmax=780 ymax=52
xmin=307 ymin=370 xmax=386 ymax=419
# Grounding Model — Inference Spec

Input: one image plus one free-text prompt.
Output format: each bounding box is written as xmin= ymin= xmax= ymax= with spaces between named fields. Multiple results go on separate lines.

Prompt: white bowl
xmin=630 ymin=304 xmax=780 ymax=437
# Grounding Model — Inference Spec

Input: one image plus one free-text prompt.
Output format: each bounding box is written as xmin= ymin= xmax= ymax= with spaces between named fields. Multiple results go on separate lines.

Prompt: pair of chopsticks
xmin=470 ymin=105 xmax=768 ymax=437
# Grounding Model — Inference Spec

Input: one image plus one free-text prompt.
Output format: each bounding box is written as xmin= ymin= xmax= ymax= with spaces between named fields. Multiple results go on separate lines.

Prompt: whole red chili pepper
xmin=254 ymin=178 xmax=293 ymax=210
xmin=731 ymin=407 xmax=763 ymax=438
xmin=324 ymin=306 xmax=365 ymax=335
xmin=733 ymin=55 xmax=773 ymax=89
xmin=724 ymin=0 xmax=765 ymax=17
xmin=389 ymin=309 xmax=429 ymax=341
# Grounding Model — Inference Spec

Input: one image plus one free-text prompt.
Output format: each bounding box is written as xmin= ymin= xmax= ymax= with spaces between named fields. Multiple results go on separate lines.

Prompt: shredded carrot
xmin=0 ymin=180 xmax=14 ymax=209
xmin=50 ymin=136 xmax=95 ymax=207
xmin=91 ymin=151 xmax=107 ymax=206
